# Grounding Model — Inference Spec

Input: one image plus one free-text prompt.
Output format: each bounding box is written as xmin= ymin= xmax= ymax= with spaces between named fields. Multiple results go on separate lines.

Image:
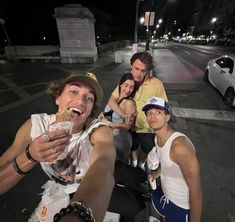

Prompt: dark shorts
xmin=152 ymin=184 xmax=190 ymax=222
xmin=108 ymin=161 xmax=148 ymax=222
xmin=131 ymin=132 xmax=155 ymax=154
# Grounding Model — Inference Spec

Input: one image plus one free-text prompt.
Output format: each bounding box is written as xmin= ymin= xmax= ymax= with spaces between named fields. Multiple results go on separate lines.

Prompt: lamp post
xmin=211 ymin=17 xmax=218 ymax=42
xmin=132 ymin=0 xmax=141 ymax=54
xmin=144 ymin=11 xmax=155 ymax=50
xmin=0 ymin=18 xmax=11 ymax=45
xmin=134 ymin=0 xmax=141 ymax=44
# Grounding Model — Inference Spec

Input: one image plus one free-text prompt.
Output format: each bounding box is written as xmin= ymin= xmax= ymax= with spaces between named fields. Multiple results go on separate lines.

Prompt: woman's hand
xmin=28 ymin=129 xmax=71 ymax=163
xmin=97 ymin=112 xmax=104 ymax=120
xmin=100 ymin=116 xmax=113 ymax=128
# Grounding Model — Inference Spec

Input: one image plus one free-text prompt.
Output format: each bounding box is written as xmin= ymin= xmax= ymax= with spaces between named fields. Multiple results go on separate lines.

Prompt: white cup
xmin=49 ymin=121 xmax=73 ymax=161
xmin=49 ymin=121 xmax=73 ymax=133
xmin=148 ymin=174 xmax=157 ymax=190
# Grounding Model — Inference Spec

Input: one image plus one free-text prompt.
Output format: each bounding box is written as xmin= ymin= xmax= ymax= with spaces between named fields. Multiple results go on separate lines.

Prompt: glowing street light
xmin=211 ymin=17 xmax=217 ymax=23
xmin=0 ymin=18 xmax=11 ymax=45
xmin=158 ymin=19 xmax=163 ymax=24
xmin=140 ymin=17 xmax=145 ymax=24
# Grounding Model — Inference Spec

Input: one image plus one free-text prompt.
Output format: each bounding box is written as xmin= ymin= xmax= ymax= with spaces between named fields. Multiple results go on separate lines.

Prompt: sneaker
xmin=149 ymin=216 xmax=160 ymax=222
xmin=131 ymin=160 xmax=138 ymax=167
xmin=139 ymin=163 xmax=145 ymax=171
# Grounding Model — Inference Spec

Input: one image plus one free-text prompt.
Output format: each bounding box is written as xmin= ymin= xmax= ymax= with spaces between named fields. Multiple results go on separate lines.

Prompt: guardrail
xmin=97 ymin=40 xmax=131 ymax=55
xmin=3 ymin=40 xmax=131 ymax=63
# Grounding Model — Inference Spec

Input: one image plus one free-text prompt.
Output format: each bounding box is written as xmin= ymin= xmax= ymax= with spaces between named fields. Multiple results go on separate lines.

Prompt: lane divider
xmin=172 ymin=107 xmax=235 ymax=121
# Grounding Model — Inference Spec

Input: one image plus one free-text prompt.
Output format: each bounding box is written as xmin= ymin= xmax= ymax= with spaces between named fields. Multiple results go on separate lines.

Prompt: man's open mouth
xmin=69 ymin=108 xmax=82 ymax=119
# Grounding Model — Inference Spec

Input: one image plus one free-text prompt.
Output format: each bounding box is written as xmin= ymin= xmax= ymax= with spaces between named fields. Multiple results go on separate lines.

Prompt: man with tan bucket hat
xmin=0 ymin=72 xmax=116 ymax=222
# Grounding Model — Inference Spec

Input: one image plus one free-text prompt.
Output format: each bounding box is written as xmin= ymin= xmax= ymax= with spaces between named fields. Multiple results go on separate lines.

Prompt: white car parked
xmin=204 ymin=55 xmax=235 ymax=107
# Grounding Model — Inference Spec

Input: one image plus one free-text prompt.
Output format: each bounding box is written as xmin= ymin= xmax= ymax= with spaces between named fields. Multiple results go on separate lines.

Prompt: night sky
xmin=0 ymin=0 xmax=194 ymax=46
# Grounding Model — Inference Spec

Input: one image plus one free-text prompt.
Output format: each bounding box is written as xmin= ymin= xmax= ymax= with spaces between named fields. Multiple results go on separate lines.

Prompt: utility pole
xmin=132 ymin=0 xmax=141 ymax=54
xmin=0 ymin=18 xmax=11 ymax=45
xmin=134 ymin=0 xmax=140 ymax=43
xmin=145 ymin=0 xmax=155 ymax=51
xmin=144 ymin=11 xmax=155 ymax=50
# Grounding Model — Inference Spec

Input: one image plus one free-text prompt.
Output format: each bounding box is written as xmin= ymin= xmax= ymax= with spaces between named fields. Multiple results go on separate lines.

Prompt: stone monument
xmin=54 ymin=4 xmax=98 ymax=63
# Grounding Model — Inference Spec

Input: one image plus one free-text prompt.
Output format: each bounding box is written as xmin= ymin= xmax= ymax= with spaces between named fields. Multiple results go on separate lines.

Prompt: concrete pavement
xmin=0 ymin=43 xmax=235 ymax=222
xmin=0 ymin=46 xmax=134 ymax=222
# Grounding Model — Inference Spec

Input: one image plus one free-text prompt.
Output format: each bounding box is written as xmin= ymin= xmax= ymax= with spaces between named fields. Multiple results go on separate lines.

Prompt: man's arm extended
xmin=61 ymin=125 xmax=116 ymax=222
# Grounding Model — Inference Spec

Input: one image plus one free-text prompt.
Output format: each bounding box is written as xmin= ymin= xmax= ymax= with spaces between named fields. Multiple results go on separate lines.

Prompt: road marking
xmin=0 ymin=76 xmax=31 ymax=99
xmin=0 ymin=91 xmax=46 ymax=113
xmin=184 ymin=51 xmax=191 ymax=55
xmin=172 ymin=107 xmax=235 ymax=121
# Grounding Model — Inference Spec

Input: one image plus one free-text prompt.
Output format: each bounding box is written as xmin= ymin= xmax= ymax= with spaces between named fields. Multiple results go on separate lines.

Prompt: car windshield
xmin=216 ymin=57 xmax=234 ymax=73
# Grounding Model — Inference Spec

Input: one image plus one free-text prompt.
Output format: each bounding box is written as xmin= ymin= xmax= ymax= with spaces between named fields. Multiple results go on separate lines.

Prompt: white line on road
xmin=0 ymin=76 xmax=31 ymax=99
xmin=172 ymin=107 xmax=235 ymax=121
xmin=184 ymin=51 xmax=191 ymax=55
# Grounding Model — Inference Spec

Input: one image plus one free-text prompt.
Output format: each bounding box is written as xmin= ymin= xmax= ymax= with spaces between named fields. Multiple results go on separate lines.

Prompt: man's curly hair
xmin=47 ymin=78 xmax=100 ymax=117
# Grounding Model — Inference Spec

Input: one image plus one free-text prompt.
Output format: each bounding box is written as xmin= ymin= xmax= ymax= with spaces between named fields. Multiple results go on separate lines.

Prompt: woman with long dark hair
xmin=99 ymin=72 xmax=137 ymax=163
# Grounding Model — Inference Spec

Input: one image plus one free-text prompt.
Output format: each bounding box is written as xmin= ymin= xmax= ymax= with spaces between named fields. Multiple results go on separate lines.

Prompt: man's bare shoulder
xmin=90 ymin=125 xmax=113 ymax=143
xmin=171 ymin=136 xmax=195 ymax=155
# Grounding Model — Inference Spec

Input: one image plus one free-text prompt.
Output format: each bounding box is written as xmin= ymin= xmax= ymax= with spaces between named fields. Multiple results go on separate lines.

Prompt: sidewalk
xmin=0 ymin=43 xmax=196 ymax=221
xmin=1 ymin=43 xmax=234 ymax=222
xmin=0 ymin=45 xmax=133 ymax=222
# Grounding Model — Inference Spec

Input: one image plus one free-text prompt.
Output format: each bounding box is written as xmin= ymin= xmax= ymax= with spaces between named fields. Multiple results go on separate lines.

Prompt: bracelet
xmin=12 ymin=157 xmax=31 ymax=175
xmin=54 ymin=201 xmax=95 ymax=222
xmin=25 ymin=145 xmax=37 ymax=162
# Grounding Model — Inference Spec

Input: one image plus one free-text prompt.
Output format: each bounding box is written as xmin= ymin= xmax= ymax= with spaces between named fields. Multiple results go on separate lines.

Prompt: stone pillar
xmin=54 ymin=4 xmax=98 ymax=64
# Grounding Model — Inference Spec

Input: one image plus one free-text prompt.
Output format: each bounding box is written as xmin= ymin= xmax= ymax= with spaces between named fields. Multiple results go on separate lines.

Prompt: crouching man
xmin=142 ymin=97 xmax=202 ymax=222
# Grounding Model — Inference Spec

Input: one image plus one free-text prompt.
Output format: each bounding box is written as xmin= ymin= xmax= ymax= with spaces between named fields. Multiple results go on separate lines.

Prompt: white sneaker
xmin=131 ymin=160 xmax=138 ymax=167
xmin=139 ymin=163 xmax=145 ymax=171
xmin=149 ymin=216 xmax=160 ymax=222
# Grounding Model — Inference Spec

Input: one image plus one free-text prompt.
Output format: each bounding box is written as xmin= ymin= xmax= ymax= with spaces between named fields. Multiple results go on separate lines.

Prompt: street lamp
xmin=0 ymin=18 xmax=11 ymax=45
xmin=211 ymin=17 xmax=217 ymax=23
xmin=210 ymin=17 xmax=218 ymax=41
xmin=133 ymin=0 xmax=142 ymax=54
xmin=144 ymin=11 xmax=155 ymax=50
xmin=140 ymin=17 xmax=145 ymax=24
xmin=134 ymin=0 xmax=141 ymax=44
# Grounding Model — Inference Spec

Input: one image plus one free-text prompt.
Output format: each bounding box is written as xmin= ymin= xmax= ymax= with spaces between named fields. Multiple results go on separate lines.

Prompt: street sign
xmin=144 ymin=11 xmax=155 ymax=26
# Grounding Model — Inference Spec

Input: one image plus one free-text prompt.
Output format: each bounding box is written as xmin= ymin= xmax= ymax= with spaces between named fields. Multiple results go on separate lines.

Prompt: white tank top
xmin=30 ymin=113 xmax=105 ymax=186
xmin=155 ymin=132 xmax=195 ymax=209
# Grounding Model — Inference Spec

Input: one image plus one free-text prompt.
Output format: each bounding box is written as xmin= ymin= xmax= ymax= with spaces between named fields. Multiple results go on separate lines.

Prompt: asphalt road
xmin=154 ymin=42 xmax=235 ymax=222
xmin=0 ymin=43 xmax=235 ymax=222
